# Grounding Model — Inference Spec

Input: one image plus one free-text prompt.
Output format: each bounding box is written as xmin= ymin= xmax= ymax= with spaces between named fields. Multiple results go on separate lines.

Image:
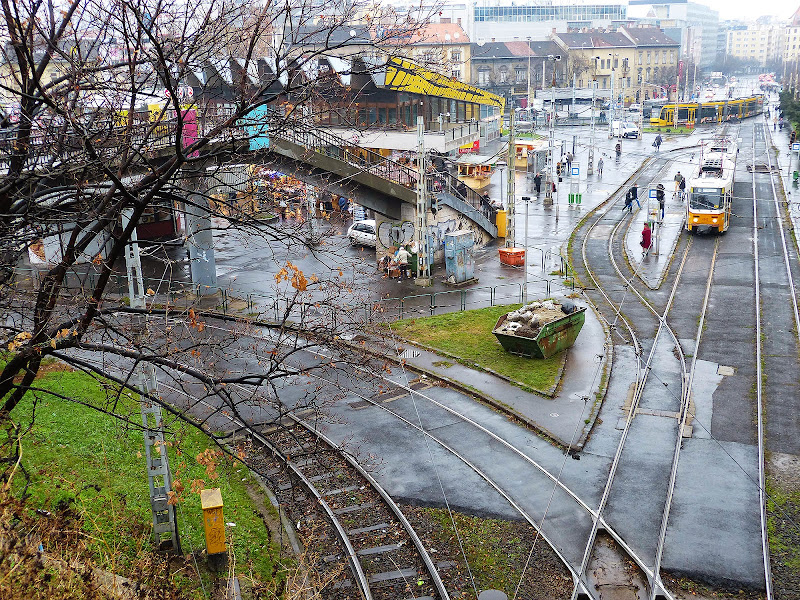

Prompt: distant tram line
xmin=649 ymin=95 xmax=764 ymax=127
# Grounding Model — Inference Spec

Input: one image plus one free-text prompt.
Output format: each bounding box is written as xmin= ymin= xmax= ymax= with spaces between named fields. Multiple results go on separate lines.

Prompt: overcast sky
xmin=702 ymin=0 xmax=796 ymax=21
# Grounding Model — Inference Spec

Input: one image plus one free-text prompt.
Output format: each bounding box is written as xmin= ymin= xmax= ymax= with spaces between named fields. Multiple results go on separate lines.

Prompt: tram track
xmin=195 ymin=316 xmax=694 ymax=600
xmin=61 ymin=347 xmax=450 ymax=600
xmin=569 ymin=139 xmax=730 ymax=598
xmin=55 ymin=121 xmax=783 ymax=598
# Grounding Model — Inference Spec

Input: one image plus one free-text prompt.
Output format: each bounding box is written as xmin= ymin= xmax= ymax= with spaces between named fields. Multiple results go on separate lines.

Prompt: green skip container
xmin=492 ymin=307 xmax=586 ymax=359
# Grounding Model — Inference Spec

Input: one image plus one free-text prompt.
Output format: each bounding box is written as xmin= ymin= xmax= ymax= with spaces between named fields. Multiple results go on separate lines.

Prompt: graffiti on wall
xmin=377 ymin=220 xmax=415 ymax=248
xmin=378 ymin=209 xmax=489 ymax=252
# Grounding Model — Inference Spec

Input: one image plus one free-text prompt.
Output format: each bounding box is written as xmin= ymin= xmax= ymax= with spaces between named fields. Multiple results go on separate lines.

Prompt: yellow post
xmin=200 ymin=488 xmax=227 ymax=555
xmin=496 ymin=210 xmax=508 ymax=238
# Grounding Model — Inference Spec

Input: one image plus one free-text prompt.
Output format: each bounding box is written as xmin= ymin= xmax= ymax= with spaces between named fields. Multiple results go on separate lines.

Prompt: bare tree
xmin=0 ymin=0 xmax=427 ymax=482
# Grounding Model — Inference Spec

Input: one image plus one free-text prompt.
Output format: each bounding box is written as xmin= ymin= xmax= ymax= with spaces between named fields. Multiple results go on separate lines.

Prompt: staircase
xmin=269 ymin=119 xmax=498 ymax=238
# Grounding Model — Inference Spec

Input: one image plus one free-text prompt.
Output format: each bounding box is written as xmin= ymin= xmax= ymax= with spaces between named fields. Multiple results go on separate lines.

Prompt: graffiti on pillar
xmin=377 ymin=220 xmax=415 ymax=247
xmin=428 ymin=217 xmax=488 ymax=247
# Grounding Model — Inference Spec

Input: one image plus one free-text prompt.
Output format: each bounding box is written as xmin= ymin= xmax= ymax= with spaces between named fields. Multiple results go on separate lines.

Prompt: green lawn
xmin=643 ymin=126 xmax=694 ymax=135
xmin=388 ymin=305 xmax=564 ymax=395
xmin=10 ymin=366 xmax=282 ymax=594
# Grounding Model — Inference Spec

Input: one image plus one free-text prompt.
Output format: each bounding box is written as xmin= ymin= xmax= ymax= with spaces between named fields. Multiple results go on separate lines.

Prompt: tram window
xmin=388 ymin=107 xmax=397 ymax=124
xmin=700 ymin=105 xmax=717 ymax=120
xmin=690 ymin=187 xmax=722 ymax=210
xmin=678 ymin=107 xmax=690 ymax=121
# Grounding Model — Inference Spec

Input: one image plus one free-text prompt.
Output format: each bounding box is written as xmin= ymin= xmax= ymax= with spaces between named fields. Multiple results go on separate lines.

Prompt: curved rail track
xmin=61 ymin=122 xmax=790 ymax=599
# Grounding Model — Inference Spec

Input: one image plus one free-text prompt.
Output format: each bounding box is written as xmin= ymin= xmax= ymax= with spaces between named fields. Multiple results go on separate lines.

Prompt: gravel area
xmin=400 ymin=505 xmax=573 ymax=599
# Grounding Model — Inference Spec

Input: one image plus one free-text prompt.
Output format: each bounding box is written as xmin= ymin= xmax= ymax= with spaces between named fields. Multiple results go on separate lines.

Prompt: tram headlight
xmin=693 ymin=217 xmax=699 ymax=223
xmin=712 ymin=218 xmax=718 ymax=223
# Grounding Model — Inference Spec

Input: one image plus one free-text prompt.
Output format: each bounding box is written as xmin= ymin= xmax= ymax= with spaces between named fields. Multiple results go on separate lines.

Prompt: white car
xmin=628 ymin=103 xmax=642 ymax=113
xmin=609 ymin=120 xmax=639 ymax=139
xmin=347 ymin=219 xmax=376 ymax=247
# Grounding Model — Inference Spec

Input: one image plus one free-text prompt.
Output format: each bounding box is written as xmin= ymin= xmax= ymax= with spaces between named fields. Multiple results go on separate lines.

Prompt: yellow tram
xmin=650 ymin=95 xmax=763 ymax=128
xmin=686 ymin=136 xmax=737 ymax=233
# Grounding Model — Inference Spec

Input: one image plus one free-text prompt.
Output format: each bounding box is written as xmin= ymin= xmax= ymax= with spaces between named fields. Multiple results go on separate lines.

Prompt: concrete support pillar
xmin=184 ymin=170 xmax=218 ymax=295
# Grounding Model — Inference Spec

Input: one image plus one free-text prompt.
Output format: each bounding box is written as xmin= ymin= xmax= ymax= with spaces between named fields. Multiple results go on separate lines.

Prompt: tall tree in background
xmin=0 ymin=0 xmax=426 ymax=468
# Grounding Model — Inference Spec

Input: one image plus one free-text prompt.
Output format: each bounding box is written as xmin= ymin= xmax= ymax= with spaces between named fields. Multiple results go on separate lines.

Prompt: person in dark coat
xmin=630 ymin=183 xmax=640 ymax=208
xmin=533 ymin=172 xmax=542 ymax=194
xmin=624 ymin=190 xmax=634 ymax=213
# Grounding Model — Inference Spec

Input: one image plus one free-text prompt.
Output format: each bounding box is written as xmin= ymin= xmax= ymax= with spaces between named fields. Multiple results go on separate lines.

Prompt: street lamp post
xmin=527 ymin=37 xmax=532 ymax=110
xmin=588 ymin=56 xmax=599 ymax=176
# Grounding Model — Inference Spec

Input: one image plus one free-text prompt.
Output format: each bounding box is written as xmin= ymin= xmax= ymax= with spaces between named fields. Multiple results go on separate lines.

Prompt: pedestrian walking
xmin=597 ymin=157 xmax=604 ymax=176
xmin=678 ymin=176 xmax=686 ymax=201
xmin=653 ymin=134 xmax=662 ymax=151
xmin=640 ymin=222 xmax=652 ymax=256
xmin=533 ymin=172 xmax=542 ymax=194
xmin=565 ymin=152 xmax=573 ymax=174
xmin=624 ymin=189 xmax=634 ymax=213
xmin=673 ymin=171 xmax=683 ymax=195
xmin=631 ymin=183 xmax=640 ymax=208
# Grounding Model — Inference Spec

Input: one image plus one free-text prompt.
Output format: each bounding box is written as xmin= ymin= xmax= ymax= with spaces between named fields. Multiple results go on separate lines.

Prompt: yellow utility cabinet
xmin=496 ymin=210 xmax=508 ymax=238
xmin=200 ymin=488 xmax=227 ymax=555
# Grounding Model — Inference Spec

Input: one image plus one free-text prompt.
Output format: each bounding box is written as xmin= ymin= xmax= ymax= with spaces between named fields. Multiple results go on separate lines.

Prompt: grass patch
xmin=767 ymin=480 xmax=800 ymax=572
xmin=431 ymin=360 xmax=454 ymax=368
xmin=417 ymin=508 xmax=571 ymax=598
xmin=12 ymin=367 xmax=283 ymax=593
xmin=389 ymin=305 xmax=563 ymax=393
xmin=643 ymin=126 xmax=694 ymax=135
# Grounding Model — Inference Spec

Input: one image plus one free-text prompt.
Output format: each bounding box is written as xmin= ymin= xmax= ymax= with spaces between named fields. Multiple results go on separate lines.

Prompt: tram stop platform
xmin=624 ymin=178 xmax=686 ymax=290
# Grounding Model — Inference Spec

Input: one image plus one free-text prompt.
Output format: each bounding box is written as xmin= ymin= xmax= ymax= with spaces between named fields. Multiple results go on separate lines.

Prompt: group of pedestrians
xmin=673 ymin=171 xmax=686 ymax=201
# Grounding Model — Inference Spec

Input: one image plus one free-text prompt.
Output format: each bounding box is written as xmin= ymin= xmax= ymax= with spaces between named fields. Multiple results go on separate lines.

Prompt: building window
xmin=478 ymin=70 xmax=488 ymax=85
xmin=452 ymin=69 xmax=462 ymax=80
xmin=613 ymin=58 xmax=618 ymax=68
xmin=515 ymin=68 xmax=526 ymax=83
xmin=452 ymin=50 xmax=461 ymax=62
xmin=669 ymin=51 xmax=674 ymax=63
xmin=654 ymin=53 xmax=659 ymax=64
xmin=499 ymin=69 xmax=507 ymax=83
xmin=638 ymin=52 xmax=643 ymax=65
xmin=662 ymin=51 xmax=667 ymax=63
xmin=647 ymin=52 xmax=651 ymax=64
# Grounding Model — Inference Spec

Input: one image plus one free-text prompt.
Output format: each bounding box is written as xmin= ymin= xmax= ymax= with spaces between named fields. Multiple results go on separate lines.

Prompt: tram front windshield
xmin=690 ymin=187 xmax=723 ymax=210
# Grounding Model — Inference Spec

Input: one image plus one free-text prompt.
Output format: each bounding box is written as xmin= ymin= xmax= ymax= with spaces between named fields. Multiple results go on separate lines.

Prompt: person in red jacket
xmin=640 ymin=222 xmax=652 ymax=256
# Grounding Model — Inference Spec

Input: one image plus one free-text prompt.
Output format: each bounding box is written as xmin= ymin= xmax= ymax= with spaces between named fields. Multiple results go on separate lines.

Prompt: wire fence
xmin=12 ymin=257 xmax=578 ymax=327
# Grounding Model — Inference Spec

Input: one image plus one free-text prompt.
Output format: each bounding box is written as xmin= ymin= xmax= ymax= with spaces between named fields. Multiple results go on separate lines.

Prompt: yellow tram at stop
xmin=650 ymin=95 xmax=763 ymax=127
xmin=686 ymin=136 xmax=737 ymax=233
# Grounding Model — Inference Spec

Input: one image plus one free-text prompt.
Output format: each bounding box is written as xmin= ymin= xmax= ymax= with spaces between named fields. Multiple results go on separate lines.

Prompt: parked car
xmin=628 ymin=103 xmax=642 ymax=113
xmin=609 ymin=120 xmax=640 ymax=139
xmin=347 ymin=219 xmax=376 ymax=247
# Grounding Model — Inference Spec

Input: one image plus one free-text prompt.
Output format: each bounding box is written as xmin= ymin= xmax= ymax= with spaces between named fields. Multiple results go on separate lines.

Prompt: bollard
xmin=201 ymin=488 xmax=227 ymax=569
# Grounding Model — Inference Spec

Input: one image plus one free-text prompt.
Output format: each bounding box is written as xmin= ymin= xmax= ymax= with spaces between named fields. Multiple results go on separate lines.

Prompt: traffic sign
xmin=792 ymin=142 xmax=800 ymax=152
xmin=572 ymin=166 xmax=579 ymax=176
xmin=649 ymin=188 xmax=658 ymax=199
